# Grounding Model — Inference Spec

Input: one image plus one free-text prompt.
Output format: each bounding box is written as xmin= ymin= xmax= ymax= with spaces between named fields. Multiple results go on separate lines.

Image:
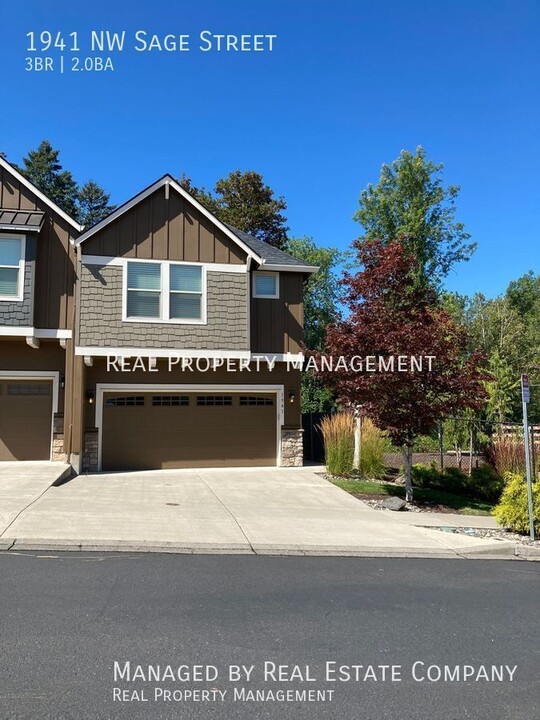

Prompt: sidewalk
xmin=0 ymin=467 xmax=537 ymax=560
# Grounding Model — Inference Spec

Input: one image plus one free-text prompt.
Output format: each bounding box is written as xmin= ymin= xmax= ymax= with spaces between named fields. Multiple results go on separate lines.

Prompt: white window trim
xmin=253 ymin=270 xmax=279 ymax=299
xmin=0 ymin=234 xmax=25 ymax=303
xmin=122 ymin=259 xmax=207 ymax=325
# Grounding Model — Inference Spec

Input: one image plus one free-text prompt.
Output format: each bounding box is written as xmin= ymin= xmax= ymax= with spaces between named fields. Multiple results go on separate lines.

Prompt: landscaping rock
xmin=380 ymin=496 xmax=407 ymax=511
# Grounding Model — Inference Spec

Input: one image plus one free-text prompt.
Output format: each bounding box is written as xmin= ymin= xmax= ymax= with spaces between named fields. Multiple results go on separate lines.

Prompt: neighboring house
xmin=0 ymin=157 xmax=82 ymax=462
xmin=0 ymin=161 xmax=317 ymax=472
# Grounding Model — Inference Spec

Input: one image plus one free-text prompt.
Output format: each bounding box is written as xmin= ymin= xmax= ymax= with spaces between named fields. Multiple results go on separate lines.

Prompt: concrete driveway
xmin=0 ymin=466 xmax=524 ymax=558
xmin=0 ymin=462 xmax=71 ymax=540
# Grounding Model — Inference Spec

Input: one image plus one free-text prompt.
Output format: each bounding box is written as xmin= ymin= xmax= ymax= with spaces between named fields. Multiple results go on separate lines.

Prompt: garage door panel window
xmin=8 ymin=383 xmax=51 ymax=396
xmin=106 ymin=396 xmax=145 ymax=407
xmin=152 ymin=395 xmax=189 ymax=406
xmin=197 ymin=396 xmax=233 ymax=406
xmin=0 ymin=235 xmax=24 ymax=301
xmin=239 ymin=396 xmax=274 ymax=406
xmin=125 ymin=261 xmax=204 ymax=323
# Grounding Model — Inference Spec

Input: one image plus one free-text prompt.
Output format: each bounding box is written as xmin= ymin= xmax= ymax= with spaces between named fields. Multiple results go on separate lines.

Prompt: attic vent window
xmin=253 ymin=271 xmax=279 ymax=299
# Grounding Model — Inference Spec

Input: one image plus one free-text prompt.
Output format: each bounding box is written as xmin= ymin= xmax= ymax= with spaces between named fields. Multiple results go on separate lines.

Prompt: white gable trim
xmin=73 ymin=175 xmax=263 ymax=264
xmin=0 ymin=156 xmax=83 ymax=232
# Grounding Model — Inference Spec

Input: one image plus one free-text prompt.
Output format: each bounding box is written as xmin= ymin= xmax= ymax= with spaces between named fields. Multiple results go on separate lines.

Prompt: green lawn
xmin=331 ymin=478 xmax=494 ymax=516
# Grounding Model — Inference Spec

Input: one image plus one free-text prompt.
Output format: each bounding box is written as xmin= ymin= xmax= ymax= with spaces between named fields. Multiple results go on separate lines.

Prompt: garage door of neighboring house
xmin=101 ymin=392 xmax=277 ymax=471
xmin=0 ymin=380 xmax=53 ymax=461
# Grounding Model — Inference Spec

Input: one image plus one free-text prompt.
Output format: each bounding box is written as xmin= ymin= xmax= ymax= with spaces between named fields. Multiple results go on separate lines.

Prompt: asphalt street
xmin=0 ymin=553 xmax=538 ymax=720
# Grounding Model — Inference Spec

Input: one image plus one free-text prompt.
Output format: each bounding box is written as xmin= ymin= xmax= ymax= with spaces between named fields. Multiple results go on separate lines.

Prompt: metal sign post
xmin=521 ymin=374 xmax=535 ymax=540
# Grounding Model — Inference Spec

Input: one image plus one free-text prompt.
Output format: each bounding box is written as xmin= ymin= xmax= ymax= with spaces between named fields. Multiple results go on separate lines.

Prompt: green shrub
xmin=411 ymin=463 xmax=502 ymax=502
xmin=360 ymin=418 xmax=386 ymax=479
xmin=319 ymin=412 xmax=355 ymax=476
xmin=494 ymin=473 xmax=540 ymax=535
xmin=469 ymin=465 xmax=505 ymax=503
xmin=411 ymin=463 xmax=441 ymax=488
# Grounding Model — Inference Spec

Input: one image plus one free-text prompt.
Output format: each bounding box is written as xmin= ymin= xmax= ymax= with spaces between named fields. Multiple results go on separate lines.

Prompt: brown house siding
xmin=250 ymin=272 xmax=304 ymax=353
xmin=78 ymin=264 xmax=249 ymax=349
xmin=83 ymin=359 xmax=301 ymax=431
xmin=0 ymin=166 xmax=78 ymax=329
xmin=82 ymin=187 xmax=246 ymax=264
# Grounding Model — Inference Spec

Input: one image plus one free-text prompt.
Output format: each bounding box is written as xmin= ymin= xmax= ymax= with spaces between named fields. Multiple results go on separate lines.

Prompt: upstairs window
xmin=0 ymin=235 xmax=24 ymax=301
xmin=253 ymin=271 xmax=279 ymax=299
xmin=170 ymin=264 xmax=203 ymax=320
xmin=126 ymin=262 xmax=161 ymax=318
xmin=125 ymin=261 xmax=205 ymax=323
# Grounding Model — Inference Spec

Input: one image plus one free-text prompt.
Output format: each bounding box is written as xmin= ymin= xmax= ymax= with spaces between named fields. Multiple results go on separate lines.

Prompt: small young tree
xmin=317 ymin=238 xmax=486 ymax=501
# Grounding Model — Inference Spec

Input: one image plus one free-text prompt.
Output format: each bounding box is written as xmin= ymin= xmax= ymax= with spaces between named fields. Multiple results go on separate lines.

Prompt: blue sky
xmin=1 ymin=0 xmax=538 ymax=298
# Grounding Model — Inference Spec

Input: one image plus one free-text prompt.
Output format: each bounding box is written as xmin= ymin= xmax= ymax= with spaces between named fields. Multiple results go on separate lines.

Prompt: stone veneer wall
xmin=82 ymin=431 xmax=99 ymax=473
xmin=79 ymin=265 xmax=248 ymax=349
xmin=280 ymin=428 xmax=304 ymax=467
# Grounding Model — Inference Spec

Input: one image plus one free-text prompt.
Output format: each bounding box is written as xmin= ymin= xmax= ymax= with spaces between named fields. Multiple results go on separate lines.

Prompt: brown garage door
xmin=0 ymin=380 xmax=53 ymax=461
xmin=102 ymin=392 xmax=277 ymax=471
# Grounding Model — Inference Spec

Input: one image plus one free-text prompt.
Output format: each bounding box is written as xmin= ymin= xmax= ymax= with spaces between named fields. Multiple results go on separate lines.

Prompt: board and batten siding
xmin=250 ymin=272 xmax=304 ymax=354
xmin=0 ymin=166 xmax=78 ymax=330
xmin=82 ymin=187 xmax=247 ymax=264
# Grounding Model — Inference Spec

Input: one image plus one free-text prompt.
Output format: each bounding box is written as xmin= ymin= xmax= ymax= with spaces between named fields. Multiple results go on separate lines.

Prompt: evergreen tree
xmin=20 ymin=140 xmax=78 ymax=218
xmin=78 ymin=180 xmax=116 ymax=228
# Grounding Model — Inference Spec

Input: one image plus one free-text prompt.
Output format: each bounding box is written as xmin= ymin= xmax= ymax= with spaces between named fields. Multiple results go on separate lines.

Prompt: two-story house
xmin=0 ymin=160 xmax=316 ymax=473
xmin=0 ymin=156 xmax=82 ymax=463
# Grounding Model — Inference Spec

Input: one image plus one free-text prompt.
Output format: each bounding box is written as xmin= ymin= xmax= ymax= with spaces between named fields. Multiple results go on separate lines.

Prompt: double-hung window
xmin=0 ymin=234 xmax=24 ymax=301
xmin=125 ymin=261 xmax=204 ymax=322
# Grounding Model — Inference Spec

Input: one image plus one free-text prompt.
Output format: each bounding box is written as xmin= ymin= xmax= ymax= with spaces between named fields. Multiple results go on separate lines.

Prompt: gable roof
xmin=74 ymin=174 xmax=318 ymax=273
xmin=74 ymin=174 xmax=263 ymax=263
xmin=0 ymin=156 xmax=83 ymax=232
xmin=226 ymin=225 xmax=318 ymax=273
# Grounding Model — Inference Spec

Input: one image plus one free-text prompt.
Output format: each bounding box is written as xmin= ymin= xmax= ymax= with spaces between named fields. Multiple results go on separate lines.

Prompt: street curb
xmin=7 ymin=539 xmax=253 ymax=554
xmin=2 ymin=537 xmax=535 ymax=559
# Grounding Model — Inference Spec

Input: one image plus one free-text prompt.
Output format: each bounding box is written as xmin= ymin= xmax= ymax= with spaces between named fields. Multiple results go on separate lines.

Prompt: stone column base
xmin=280 ymin=428 xmax=304 ymax=467
xmin=82 ymin=431 xmax=99 ymax=473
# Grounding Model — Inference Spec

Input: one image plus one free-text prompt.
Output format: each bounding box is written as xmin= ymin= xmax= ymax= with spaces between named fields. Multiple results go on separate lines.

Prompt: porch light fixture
xmin=87 ymin=391 xmax=95 ymax=405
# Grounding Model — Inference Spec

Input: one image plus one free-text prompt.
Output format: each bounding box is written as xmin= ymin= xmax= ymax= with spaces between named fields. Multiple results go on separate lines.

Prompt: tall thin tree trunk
xmin=402 ymin=445 xmax=414 ymax=503
xmin=468 ymin=425 xmax=474 ymax=476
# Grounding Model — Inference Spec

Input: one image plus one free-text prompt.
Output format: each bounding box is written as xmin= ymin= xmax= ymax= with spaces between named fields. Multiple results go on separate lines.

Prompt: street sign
xmin=521 ymin=374 xmax=530 ymax=404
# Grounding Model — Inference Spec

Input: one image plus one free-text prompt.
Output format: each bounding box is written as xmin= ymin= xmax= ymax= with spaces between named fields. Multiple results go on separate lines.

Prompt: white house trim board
xmin=0 ymin=327 xmax=72 ymax=339
xmin=0 ymin=157 xmax=83 ymax=232
xmin=81 ymin=255 xmax=249 ymax=274
xmin=75 ymin=347 xmax=252 ymax=359
xmin=94 ymin=383 xmax=284 ymax=471
xmin=74 ymin=175 xmax=264 ymax=264
xmin=0 ymin=370 xmax=60 ymax=461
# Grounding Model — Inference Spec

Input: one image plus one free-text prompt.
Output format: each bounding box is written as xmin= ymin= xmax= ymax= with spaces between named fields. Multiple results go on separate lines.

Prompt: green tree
xmin=285 ymin=237 xmax=344 ymax=413
xmin=20 ymin=140 xmax=78 ymax=218
xmin=77 ymin=180 xmax=116 ymax=228
xmin=355 ymin=146 xmax=476 ymax=288
xmin=180 ymin=170 xmax=288 ymax=249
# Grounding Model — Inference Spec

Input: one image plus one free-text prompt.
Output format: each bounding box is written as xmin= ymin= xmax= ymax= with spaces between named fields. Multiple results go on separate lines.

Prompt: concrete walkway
xmin=0 ymin=462 xmax=71 ymax=546
xmin=0 ymin=466 xmax=535 ymax=559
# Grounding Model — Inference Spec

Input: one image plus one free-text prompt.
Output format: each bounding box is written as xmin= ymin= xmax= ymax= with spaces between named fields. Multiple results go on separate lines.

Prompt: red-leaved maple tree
xmin=317 ymin=238 xmax=486 ymax=501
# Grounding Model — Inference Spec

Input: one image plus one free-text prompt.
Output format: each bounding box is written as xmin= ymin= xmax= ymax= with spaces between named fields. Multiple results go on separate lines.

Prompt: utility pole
xmin=521 ymin=374 xmax=535 ymax=540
